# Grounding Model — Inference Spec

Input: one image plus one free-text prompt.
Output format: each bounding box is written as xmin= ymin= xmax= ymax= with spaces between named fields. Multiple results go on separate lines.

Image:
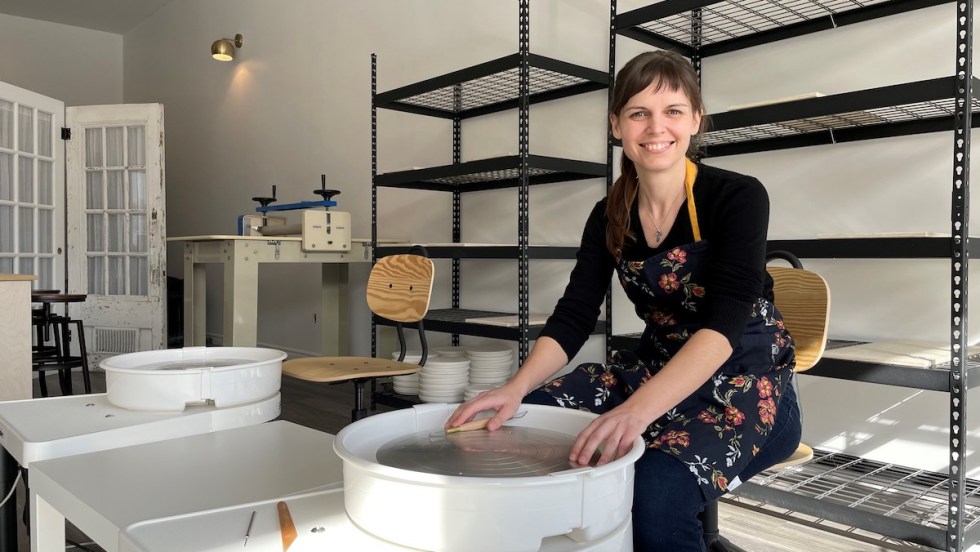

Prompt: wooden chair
xmin=701 ymin=251 xmax=831 ymax=551
xmin=282 ymin=252 xmax=434 ymax=421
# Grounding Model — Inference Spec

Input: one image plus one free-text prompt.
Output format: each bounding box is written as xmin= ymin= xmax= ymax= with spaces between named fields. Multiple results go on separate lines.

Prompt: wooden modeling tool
xmin=446 ymin=417 xmax=492 ymax=434
xmin=435 ymin=410 xmax=527 ymax=438
xmin=277 ymin=501 xmax=297 ymax=551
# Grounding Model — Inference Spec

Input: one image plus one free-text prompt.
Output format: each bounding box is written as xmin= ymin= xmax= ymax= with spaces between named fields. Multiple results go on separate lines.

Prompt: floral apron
xmin=530 ymin=160 xmax=796 ymax=501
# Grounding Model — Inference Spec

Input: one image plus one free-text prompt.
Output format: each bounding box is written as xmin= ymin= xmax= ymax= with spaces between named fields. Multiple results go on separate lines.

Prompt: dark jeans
xmin=632 ymin=381 xmax=803 ymax=552
xmin=525 ymin=376 xmax=803 ymax=552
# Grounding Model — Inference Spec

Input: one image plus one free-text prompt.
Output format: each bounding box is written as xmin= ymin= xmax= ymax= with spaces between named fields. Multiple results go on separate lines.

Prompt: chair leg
xmin=701 ymin=499 xmax=750 ymax=552
xmin=701 ymin=499 xmax=721 ymax=548
xmin=351 ymin=380 xmax=368 ymax=422
xmin=709 ymin=536 xmax=750 ymax=552
xmin=370 ymin=378 xmax=377 ymax=411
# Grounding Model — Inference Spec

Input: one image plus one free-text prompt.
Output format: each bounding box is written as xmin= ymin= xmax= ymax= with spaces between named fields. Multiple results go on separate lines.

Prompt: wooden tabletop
xmin=0 ymin=274 xmax=37 ymax=282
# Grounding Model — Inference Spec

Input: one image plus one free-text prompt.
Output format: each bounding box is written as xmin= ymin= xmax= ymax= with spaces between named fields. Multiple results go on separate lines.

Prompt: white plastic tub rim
xmin=101 ymin=346 xmax=286 ymax=412
xmin=334 ymin=403 xmax=644 ymax=552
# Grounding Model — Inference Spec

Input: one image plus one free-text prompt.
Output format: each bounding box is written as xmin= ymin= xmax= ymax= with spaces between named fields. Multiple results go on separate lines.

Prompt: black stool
xmin=30 ymin=289 xmax=61 ymax=359
xmin=33 ymin=315 xmax=92 ymax=396
xmin=30 ymin=292 xmax=91 ymax=397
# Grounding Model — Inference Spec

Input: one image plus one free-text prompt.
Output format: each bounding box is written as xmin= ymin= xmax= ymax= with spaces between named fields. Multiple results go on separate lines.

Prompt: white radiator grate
xmin=93 ymin=327 xmax=139 ymax=354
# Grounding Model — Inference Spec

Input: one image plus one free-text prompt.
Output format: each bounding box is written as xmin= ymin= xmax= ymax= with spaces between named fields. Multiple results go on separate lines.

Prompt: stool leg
xmin=56 ymin=320 xmax=73 ymax=396
xmin=36 ymin=369 xmax=48 ymax=397
xmin=33 ymin=317 xmax=44 ymax=352
xmin=73 ymin=320 xmax=92 ymax=393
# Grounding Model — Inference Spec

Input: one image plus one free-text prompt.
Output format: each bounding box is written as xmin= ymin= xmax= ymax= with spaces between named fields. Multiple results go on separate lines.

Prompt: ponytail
xmin=605 ymin=158 xmax=638 ymax=258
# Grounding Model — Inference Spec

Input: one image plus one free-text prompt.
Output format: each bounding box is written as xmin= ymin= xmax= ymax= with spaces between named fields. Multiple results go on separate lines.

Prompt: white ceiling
xmin=0 ymin=0 xmax=174 ymax=34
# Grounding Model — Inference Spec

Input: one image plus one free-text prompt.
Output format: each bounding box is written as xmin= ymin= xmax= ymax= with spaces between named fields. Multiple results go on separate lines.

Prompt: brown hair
xmin=605 ymin=50 xmax=708 ymax=257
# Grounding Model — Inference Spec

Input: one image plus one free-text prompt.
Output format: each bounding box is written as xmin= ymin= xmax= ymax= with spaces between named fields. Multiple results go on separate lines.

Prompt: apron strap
xmin=684 ymin=159 xmax=701 ymax=241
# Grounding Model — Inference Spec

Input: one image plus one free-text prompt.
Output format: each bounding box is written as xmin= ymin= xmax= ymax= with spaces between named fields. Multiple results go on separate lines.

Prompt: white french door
xmin=0 ymin=82 xmax=65 ymax=291
xmin=66 ymin=104 xmax=166 ymax=364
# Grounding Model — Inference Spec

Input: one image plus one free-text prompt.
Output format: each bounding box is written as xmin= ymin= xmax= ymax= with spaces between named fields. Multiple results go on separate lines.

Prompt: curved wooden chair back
xmin=767 ymin=266 xmax=831 ymax=373
xmin=367 ymin=254 xmax=435 ymax=323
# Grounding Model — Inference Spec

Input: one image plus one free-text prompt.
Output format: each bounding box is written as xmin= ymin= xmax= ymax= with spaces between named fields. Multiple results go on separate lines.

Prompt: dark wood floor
xmin=11 ymin=369 xmax=928 ymax=552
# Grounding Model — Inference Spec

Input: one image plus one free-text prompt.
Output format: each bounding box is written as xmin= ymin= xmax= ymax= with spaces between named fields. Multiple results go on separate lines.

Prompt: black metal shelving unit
xmin=371 ymin=0 xmax=609 ymax=369
xmin=613 ymin=1 xmax=975 ymax=550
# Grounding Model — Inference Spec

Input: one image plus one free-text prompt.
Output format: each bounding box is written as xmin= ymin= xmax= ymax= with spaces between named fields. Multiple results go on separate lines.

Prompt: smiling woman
xmin=448 ymin=50 xmax=798 ymax=552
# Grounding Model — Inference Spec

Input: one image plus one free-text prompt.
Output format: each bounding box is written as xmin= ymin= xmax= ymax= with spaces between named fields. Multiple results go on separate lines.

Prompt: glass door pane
xmin=0 ymin=100 xmax=12 ymax=148
xmin=83 ymin=123 xmax=150 ymax=296
xmin=0 ymin=84 xmax=63 ymax=291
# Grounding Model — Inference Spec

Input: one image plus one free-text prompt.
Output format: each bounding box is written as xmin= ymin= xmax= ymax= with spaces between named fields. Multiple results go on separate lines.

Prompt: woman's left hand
xmin=569 ymin=402 xmax=652 ymax=467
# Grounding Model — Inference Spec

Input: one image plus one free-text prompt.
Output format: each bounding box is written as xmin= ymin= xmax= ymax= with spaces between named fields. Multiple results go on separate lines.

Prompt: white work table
xmin=170 ymin=235 xmax=378 ymax=354
xmin=0 ymin=393 xmax=280 ymax=552
xmin=28 ymin=418 xmax=632 ymax=552
xmin=29 ymin=420 xmax=341 ymax=552
xmin=119 ymin=488 xmax=381 ymax=552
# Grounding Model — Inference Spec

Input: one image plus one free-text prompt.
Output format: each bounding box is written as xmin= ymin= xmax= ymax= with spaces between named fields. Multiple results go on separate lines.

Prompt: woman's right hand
xmin=444 ymin=381 xmax=526 ymax=432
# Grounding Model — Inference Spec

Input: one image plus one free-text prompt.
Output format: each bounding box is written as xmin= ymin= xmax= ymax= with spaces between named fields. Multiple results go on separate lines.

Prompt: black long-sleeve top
xmin=539 ymin=162 xmax=774 ymax=360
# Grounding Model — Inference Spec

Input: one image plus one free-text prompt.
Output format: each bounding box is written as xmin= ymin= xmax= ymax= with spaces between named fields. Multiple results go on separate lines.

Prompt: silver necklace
xmin=643 ymin=188 xmax=685 ymax=244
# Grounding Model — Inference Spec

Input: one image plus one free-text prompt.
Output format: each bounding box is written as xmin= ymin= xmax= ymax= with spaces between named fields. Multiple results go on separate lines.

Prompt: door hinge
xmin=61 ymin=127 xmax=71 ymax=140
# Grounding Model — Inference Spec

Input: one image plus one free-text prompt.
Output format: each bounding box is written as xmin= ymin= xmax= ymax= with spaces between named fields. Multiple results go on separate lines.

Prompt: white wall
xmin=121 ymin=0 xmax=610 ymax=360
xmin=0 ymin=14 xmax=122 ymax=106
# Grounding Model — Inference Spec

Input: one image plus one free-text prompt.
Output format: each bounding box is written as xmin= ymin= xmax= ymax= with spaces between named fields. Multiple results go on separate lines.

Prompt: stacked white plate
xmin=466 ymin=344 xmax=514 ymax=388
xmin=391 ymin=351 xmax=422 ymax=396
xmin=463 ymin=383 xmax=497 ymax=401
xmin=432 ymin=346 xmax=467 ymax=359
xmin=418 ymin=356 xmax=470 ymax=403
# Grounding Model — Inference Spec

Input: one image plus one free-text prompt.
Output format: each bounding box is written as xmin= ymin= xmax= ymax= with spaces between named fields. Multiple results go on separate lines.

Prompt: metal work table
xmin=169 ymin=235 xmax=376 ymax=355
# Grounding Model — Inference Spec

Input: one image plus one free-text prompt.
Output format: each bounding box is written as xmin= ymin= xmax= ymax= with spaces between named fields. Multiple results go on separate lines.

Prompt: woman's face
xmin=610 ymin=80 xmax=702 ymax=178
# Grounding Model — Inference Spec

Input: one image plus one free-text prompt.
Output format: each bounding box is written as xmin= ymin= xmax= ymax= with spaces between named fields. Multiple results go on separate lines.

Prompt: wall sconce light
xmin=211 ymin=33 xmax=243 ymax=61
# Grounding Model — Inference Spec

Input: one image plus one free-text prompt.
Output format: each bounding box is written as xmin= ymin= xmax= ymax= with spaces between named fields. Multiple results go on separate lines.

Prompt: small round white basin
xmin=100 ymin=346 xmax=286 ymax=412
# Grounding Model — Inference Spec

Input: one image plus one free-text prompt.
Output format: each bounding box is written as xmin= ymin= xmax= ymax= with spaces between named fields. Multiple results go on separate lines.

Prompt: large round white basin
xmin=334 ymin=403 xmax=643 ymax=552
xmin=100 ymin=346 xmax=286 ymax=412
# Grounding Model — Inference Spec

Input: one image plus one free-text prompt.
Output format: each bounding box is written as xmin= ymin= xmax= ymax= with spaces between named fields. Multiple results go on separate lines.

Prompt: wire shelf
xmin=705 ymin=96 xmax=980 ymax=146
xmin=375 ymin=155 xmax=607 ymax=192
xmin=421 ymin=166 xmax=556 ymax=186
xmin=397 ymin=66 xmax=592 ymax=113
xmin=375 ymin=54 xmax=608 ymax=118
xmin=634 ymin=0 xmax=892 ymax=47
xmin=752 ymin=449 xmax=980 ymax=533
